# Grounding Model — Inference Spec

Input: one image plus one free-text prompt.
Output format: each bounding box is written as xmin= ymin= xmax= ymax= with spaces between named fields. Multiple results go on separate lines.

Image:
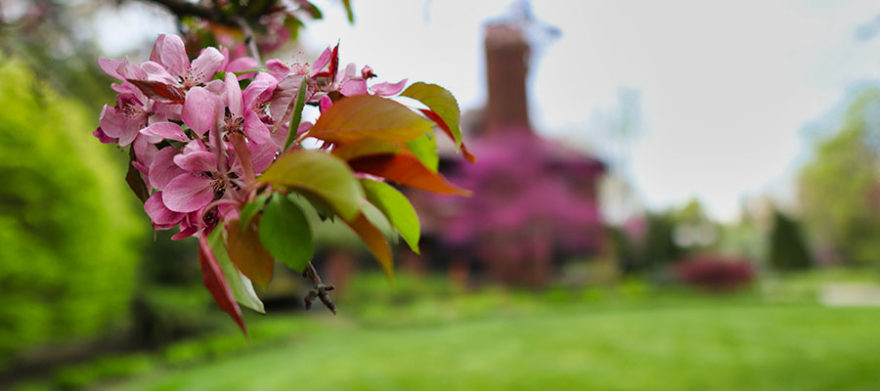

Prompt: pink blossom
xmin=97 ymin=83 xmax=153 ymax=146
xmin=149 ymin=34 xmax=225 ymax=89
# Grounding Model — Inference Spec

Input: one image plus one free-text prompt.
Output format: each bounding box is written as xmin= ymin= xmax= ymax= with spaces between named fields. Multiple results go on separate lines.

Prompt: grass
xmin=107 ymin=292 xmax=880 ymax=390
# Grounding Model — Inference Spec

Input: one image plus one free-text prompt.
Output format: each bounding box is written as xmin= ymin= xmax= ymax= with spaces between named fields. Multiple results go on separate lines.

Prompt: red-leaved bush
xmin=673 ymin=255 xmax=754 ymax=292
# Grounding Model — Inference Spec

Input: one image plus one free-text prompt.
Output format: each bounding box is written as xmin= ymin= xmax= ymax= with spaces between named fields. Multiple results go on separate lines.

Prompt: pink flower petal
xmin=98 ymin=57 xmax=124 ymax=80
xmin=162 ymin=173 xmax=215 ymax=213
xmin=150 ymin=102 xmax=182 ymax=123
xmin=172 ymin=213 xmax=200 ymax=240
xmin=150 ymin=34 xmax=189 ymax=77
xmin=227 ymin=57 xmax=258 ymax=80
xmin=267 ymin=73 xmax=302 ymax=124
xmin=319 ymin=95 xmax=333 ymax=111
xmin=116 ymin=58 xmax=147 ymax=80
xmin=340 ymin=79 xmax=368 ymax=96
xmin=140 ymin=121 xmax=189 ymax=142
xmin=174 ymin=151 xmax=217 ymax=173
xmin=265 ymin=58 xmax=290 ymax=80
xmin=182 ymin=87 xmax=220 ymax=136
xmin=145 ymin=192 xmax=184 ymax=226
xmin=133 ymin=135 xmax=159 ymax=168
xmin=149 ymin=147 xmax=186 ymax=190
xmin=310 ymin=47 xmax=333 ymax=77
xmin=226 ymin=72 xmax=243 ymax=117
xmin=249 ymin=138 xmax=277 ymax=174
xmin=244 ymin=110 xmax=272 ymax=144
xmin=92 ymin=127 xmax=117 ymax=144
xmin=242 ymin=72 xmax=278 ymax=109
xmin=370 ymin=79 xmax=408 ymax=96
xmin=190 ymin=47 xmax=225 ymax=84
xmin=99 ymin=105 xmax=141 ymax=147
xmin=141 ymin=61 xmax=176 ymax=84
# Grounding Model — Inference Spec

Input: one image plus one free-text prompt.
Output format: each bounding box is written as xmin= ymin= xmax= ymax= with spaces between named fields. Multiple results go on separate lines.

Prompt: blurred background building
xmin=410 ymin=10 xmax=606 ymax=287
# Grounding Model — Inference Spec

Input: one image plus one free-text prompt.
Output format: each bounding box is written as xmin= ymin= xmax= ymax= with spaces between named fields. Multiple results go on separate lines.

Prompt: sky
xmin=95 ymin=0 xmax=880 ymax=222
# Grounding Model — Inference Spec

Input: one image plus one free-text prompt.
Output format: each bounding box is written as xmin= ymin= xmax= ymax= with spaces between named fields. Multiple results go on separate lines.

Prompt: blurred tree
xmin=0 ymin=58 xmax=142 ymax=366
xmin=641 ymin=212 xmax=685 ymax=268
xmin=0 ymin=0 xmax=116 ymax=110
xmin=799 ymin=87 xmax=880 ymax=266
xmin=768 ymin=208 xmax=814 ymax=271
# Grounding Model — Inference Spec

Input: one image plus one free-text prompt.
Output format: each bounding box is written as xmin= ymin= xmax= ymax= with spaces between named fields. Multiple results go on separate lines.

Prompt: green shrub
xmin=768 ymin=209 xmax=814 ymax=271
xmin=0 ymin=58 xmax=143 ymax=364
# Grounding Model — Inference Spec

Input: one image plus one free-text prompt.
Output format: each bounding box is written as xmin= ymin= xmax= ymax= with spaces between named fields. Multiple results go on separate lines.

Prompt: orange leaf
xmin=420 ymin=108 xmax=476 ymax=163
xmin=224 ymin=218 xmax=274 ymax=290
xmin=349 ymin=153 xmax=471 ymax=196
xmin=198 ymin=232 xmax=246 ymax=335
xmin=346 ymin=212 xmax=394 ymax=281
xmin=308 ymin=95 xmax=433 ymax=144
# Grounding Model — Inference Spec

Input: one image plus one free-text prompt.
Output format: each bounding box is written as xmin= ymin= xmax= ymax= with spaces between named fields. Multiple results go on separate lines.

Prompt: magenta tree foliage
xmin=94 ymin=0 xmax=472 ymax=334
xmin=426 ymin=131 xmax=603 ymax=285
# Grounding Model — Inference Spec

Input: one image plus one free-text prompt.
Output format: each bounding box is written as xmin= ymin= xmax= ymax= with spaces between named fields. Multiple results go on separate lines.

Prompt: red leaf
xmin=198 ymin=232 xmax=247 ymax=335
xmin=127 ymin=79 xmax=186 ymax=103
xmin=349 ymin=153 xmax=471 ymax=196
xmin=420 ymin=109 xmax=476 ymax=163
xmin=329 ymin=43 xmax=340 ymax=84
xmin=125 ymin=149 xmax=149 ymax=203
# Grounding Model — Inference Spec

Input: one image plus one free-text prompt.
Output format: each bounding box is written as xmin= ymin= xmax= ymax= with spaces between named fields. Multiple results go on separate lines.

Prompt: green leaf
xmin=207 ymin=227 xmax=265 ymax=314
xmin=258 ymin=193 xmax=314 ymax=273
xmin=341 ymin=0 xmax=354 ymax=23
xmin=361 ymin=179 xmax=421 ymax=254
xmin=260 ymin=150 xmax=365 ymax=220
xmin=405 ymin=133 xmax=439 ymax=172
xmin=401 ymin=82 xmax=462 ymax=149
xmin=283 ymin=76 xmax=309 ymax=151
xmin=307 ymin=95 xmax=434 ymax=144
xmin=239 ymin=193 xmax=270 ymax=232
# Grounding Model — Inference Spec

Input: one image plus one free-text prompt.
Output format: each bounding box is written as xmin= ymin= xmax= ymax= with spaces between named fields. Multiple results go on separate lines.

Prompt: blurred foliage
xmin=715 ymin=214 xmax=766 ymax=266
xmin=0 ymin=0 xmax=116 ymax=110
xmin=768 ymin=208 xmax=814 ymax=271
xmin=799 ymin=87 xmax=880 ymax=266
xmin=0 ymin=58 xmax=143 ymax=365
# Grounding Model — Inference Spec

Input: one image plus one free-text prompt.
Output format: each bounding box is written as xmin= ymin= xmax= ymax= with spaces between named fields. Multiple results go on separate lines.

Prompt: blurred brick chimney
xmin=484 ymin=22 xmax=532 ymax=136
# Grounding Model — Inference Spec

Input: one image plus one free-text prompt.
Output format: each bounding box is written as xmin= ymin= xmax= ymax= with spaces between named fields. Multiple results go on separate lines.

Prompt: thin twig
xmin=144 ymin=0 xmax=233 ymax=26
xmin=302 ymin=262 xmax=336 ymax=314
xmin=232 ymin=16 xmax=262 ymax=64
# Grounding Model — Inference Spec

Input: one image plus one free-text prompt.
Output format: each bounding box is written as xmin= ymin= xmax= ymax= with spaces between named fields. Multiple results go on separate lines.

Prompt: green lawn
xmin=110 ymin=302 xmax=880 ymax=391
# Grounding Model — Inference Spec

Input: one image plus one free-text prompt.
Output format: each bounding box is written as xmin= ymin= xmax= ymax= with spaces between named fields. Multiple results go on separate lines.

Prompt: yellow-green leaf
xmin=239 ymin=193 xmax=270 ymax=232
xmin=405 ymin=133 xmax=439 ymax=172
xmin=401 ymin=82 xmax=462 ymax=149
xmin=260 ymin=150 xmax=364 ymax=220
xmin=361 ymin=179 xmax=420 ymax=254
